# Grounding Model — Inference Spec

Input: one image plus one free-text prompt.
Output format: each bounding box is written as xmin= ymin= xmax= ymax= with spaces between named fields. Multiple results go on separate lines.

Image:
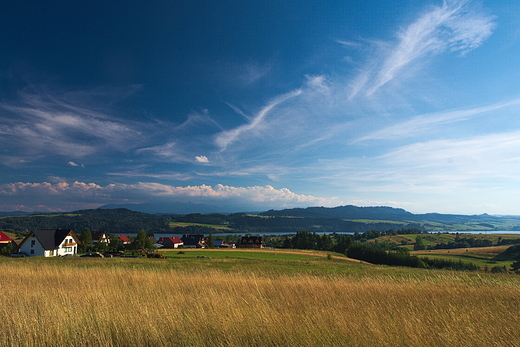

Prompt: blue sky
xmin=1 ymin=0 xmax=520 ymax=214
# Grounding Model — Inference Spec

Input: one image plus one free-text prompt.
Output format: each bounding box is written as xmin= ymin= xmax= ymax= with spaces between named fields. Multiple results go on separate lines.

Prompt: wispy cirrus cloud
xmin=214 ymin=89 xmax=302 ymax=151
xmin=0 ymin=86 xmax=143 ymax=165
xmin=355 ymin=98 xmax=520 ymax=143
xmin=349 ymin=0 xmax=495 ymax=99
xmin=315 ymin=129 xmax=520 ymax=198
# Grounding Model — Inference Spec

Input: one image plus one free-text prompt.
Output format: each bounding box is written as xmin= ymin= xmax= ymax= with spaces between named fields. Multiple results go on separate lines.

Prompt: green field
xmin=345 ymin=219 xmax=408 ymax=225
xmin=168 ymin=222 xmax=232 ymax=230
xmin=411 ymin=245 xmax=515 ymax=268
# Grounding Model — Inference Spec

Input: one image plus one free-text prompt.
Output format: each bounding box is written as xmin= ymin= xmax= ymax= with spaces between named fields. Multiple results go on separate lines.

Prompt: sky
xmin=1 ymin=0 xmax=520 ymax=215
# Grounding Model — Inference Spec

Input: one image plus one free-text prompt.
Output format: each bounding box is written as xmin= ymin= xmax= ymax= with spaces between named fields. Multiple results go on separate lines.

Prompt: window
xmin=31 ymin=240 xmax=35 ymax=247
xmin=30 ymin=249 xmax=34 ymax=254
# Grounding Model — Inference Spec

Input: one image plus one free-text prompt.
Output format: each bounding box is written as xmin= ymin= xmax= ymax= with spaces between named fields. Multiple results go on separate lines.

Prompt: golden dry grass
xmin=2 ymin=260 xmax=520 ymax=347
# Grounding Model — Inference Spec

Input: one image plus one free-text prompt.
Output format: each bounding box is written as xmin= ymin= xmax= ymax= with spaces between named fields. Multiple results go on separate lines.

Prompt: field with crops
xmin=2 ymin=249 xmax=520 ymax=346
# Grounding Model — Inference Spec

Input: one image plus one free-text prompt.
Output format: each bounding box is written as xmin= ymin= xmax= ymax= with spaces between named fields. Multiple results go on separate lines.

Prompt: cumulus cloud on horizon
xmin=0 ymin=181 xmax=342 ymax=212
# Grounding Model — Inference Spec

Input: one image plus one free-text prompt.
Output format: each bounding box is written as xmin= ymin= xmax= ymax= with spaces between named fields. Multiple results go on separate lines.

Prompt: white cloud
xmin=137 ymin=142 xmax=183 ymax=161
xmin=214 ymin=89 xmax=302 ymax=151
xmin=0 ymin=181 xmax=342 ymax=212
xmin=0 ymin=86 xmax=143 ymax=163
xmin=355 ymin=98 xmax=520 ymax=143
xmin=314 ymin=129 xmax=520 ymax=200
xmin=349 ymin=0 xmax=496 ymax=98
xmin=195 ymin=155 xmax=209 ymax=163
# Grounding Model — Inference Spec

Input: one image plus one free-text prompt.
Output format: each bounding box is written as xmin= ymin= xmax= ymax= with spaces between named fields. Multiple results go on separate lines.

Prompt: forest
xmin=2 ymin=205 xmax=520 ymax=235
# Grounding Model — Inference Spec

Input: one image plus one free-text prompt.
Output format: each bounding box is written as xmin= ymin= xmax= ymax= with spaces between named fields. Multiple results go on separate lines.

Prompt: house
xmin=91 ymin=231 xmax=110 ymax=243
xmin=239 ymin=236 xmax=264 ymax=249
xmin=214 ymin=240 xmax=236 ymax=248
xmin=17 ymin=229 xmax=80 ymax=257
xmin=0 ymin=231 xmax=14 ymax=253
xmin=117 ymin=235 xmax=131 ymax=245
xmin=159 ymin=236 xmax=184 ymax=249
xmin=181 ymin=234 xmax=207 ymax=248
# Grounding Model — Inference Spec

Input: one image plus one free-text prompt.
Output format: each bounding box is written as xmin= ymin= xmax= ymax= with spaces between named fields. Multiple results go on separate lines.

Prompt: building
xmin=18 ymin=229 xmax=80 ymax=257
xmin=159 ymin=236 xmax=184 ymax=249
xmin=0 ymin=231 xmax=14 ymax=253
xmin=239 ymin=236 xmax=264 ymax=249
xmin=117 ymin=235 xmax=132 ymax=245
xmin=181 ymin=234 xmax=207 ymax=248
xmin=91 ymin=231 xmax=110 ymax=243
xmin=214 ymin=240 xmax=236 ymax=248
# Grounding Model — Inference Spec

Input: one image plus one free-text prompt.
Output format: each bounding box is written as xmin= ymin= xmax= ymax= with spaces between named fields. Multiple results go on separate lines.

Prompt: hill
xmin=260 ymin=205 xmax=520 ymax=231
xmin=2 ymin=205 xmax=520 ymax=235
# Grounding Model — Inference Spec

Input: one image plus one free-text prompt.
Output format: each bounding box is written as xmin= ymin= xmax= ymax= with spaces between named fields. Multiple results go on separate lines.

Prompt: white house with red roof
xmin=158 ymin=236 xmax=184 ymax=249
xmin=117 ymin=235 xmax=131 ymax=244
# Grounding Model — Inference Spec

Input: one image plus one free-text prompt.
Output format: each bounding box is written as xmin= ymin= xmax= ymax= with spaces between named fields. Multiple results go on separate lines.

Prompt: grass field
xmin=411 ymin=245 xmax=515 ymax=268
xmin=376 ymin=233 xmax=520 ymax=248
xmin=168 ymin=222 xmax=232 ymax=230
xmin=344 ymin=219 xmax=408 ymax=225
xmin=2 ymin=249 xmax=520 ymax=346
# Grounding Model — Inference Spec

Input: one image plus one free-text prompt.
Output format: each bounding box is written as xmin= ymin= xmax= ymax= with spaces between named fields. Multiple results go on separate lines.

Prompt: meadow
xmin=168 ymin=222 xmax=232 ymax=230
xmin=2 ymin=249 xmax=520 ymax=347
xmin=411 ymin=245 xmax=515 ymax=268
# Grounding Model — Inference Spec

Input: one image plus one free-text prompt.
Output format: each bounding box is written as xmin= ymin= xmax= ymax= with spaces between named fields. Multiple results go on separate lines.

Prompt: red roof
xmin=159 ymin=236 xmax=183 ymax=245
xmin=117 ymin=235 xmax=131 ymax=243
xmin=0 ymin=231 xmax=13 ymax=242
xmin=167 ymin=236 xmax=183 ymax=244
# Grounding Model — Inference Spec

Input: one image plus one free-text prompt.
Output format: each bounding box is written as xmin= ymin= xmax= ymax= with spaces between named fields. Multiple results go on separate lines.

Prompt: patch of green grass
xmin=345 ymin=219 xmax=408 ymax=225
xmin=416 ymin=253 xmax=512 ymax=269
xmin=168 ymin=222 xmax=232 ymax=230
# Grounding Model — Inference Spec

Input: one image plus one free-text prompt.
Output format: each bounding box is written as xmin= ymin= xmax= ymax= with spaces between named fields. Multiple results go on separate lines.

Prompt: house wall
xmin=19 ymin=236 xmax=46 ymax=256
xmin=163 ymin=239 xmax=183 ymax=249
xmin=57 ymin=236 xmax=77 ymax=256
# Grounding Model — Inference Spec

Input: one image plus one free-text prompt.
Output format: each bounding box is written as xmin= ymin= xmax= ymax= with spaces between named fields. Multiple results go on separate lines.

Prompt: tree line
xmin=279 ymin=230 xmax=480 ymax=271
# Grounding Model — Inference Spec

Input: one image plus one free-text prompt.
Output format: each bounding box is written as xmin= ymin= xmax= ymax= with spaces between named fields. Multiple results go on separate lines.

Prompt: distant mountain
xmin=261 ymin=205 xmax=414 ymax=220
xmin=260 ymin=205 xmax=520 ymax=225
xmin=99 ymin=201 xmax=251 ymax=215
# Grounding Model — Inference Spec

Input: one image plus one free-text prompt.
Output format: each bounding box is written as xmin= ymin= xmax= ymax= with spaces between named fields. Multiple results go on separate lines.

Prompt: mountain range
xmin=1 ymin=205 xmax=520 ymax=234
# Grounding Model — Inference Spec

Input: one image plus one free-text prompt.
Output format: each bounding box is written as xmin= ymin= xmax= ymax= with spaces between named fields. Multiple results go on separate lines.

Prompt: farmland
xmin=2 ymin=249 xmax=520 ymax=346
xmin=168 ymin=221 xmax=232 ymax=230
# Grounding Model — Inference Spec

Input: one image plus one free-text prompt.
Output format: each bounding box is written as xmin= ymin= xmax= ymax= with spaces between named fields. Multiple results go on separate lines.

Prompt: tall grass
xmin=2 ymin=259 xmax=519 ymax=346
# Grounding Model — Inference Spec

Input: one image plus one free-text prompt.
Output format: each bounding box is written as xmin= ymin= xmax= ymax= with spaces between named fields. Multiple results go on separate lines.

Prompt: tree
xmin=133 ymin=229 xmax=154 ymax=249
xmin=318 ymin=234 xmax=334 ymax=251
xmin=334 ymin=234 xmax=352 ymax=254
xmin=207 ymin=233 xmax=215 ymax=248
xmin=108 ymin=234 xmax=124 ymax=252
xmin=0 ymin=242 xmax=12 ymax=255
xmin=414 ymin=235 xmax=426 ymax=250
xmin=511 ymin=252 xmax=520 ymax=272
xmin=78 ymin=228 xmax=93 ymax=253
